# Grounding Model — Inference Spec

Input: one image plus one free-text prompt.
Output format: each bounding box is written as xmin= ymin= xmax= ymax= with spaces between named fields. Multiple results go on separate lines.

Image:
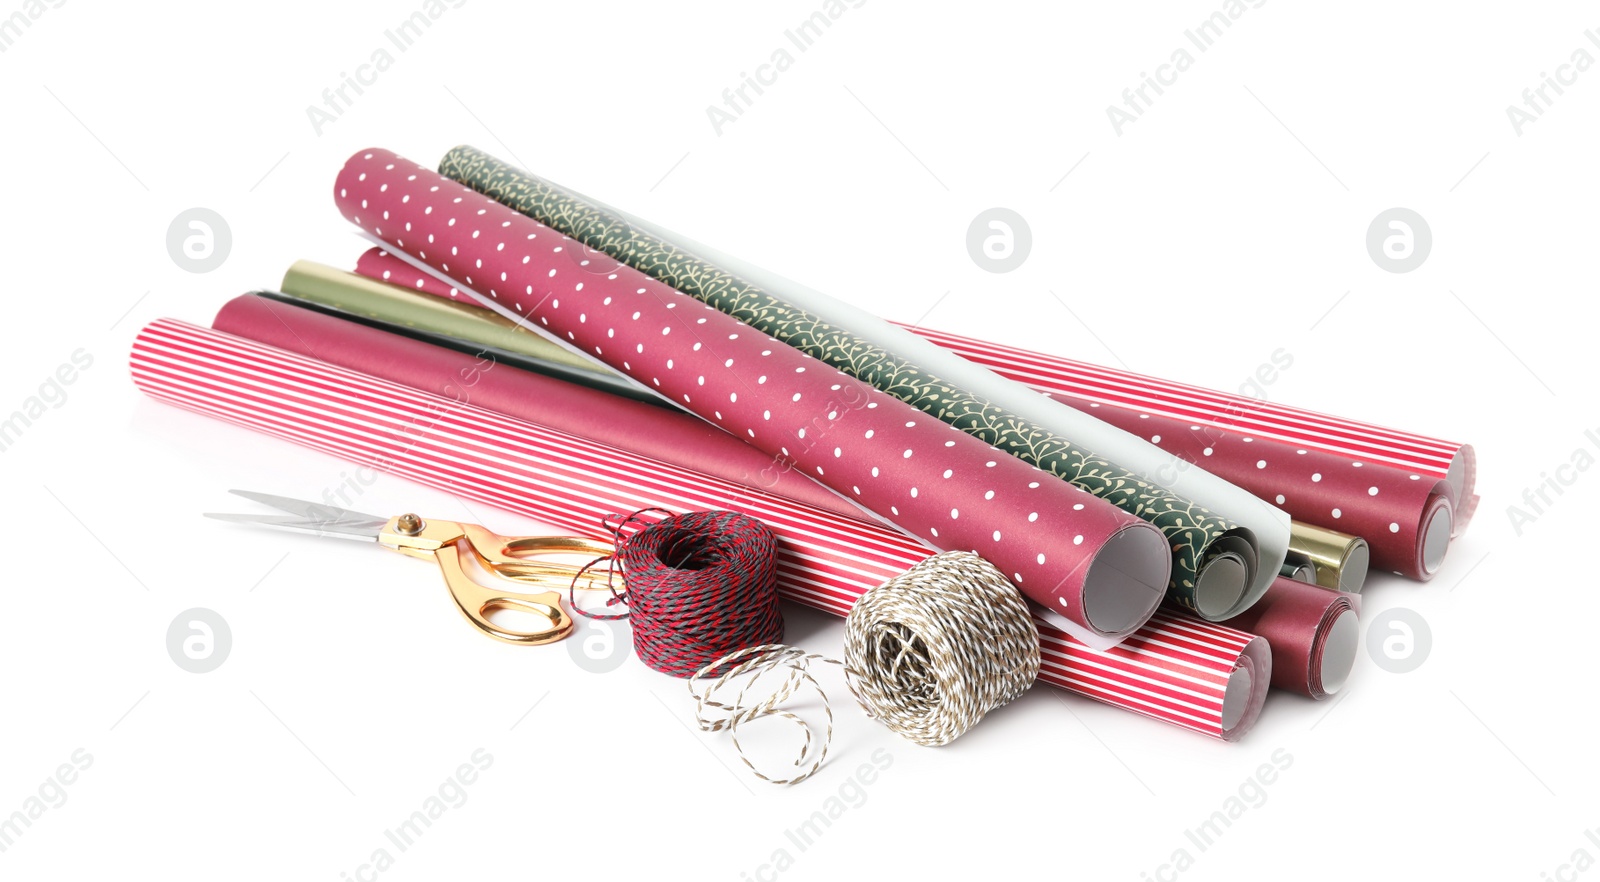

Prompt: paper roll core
xmin=1421 ymin=498 xmax=1453 ymax=575
xmin=1080 ymin=525 xmax=1172 ymax=639
xmin=1195 ymin=551 xmax=1249 ymax=620
xmin=1319 ymin=608 xmax=1360 ymax=695
xmin=1338 ymin=542 xmax=1370 ymax=594
xmin=1221 ymin=666 xmax=1253 ymax=732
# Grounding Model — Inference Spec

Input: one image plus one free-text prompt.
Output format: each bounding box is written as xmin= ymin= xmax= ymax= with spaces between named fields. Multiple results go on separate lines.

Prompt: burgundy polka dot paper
xmin=332 ymin=149 xmax=1170 ymax=643
xmin=1055 ymin=392 xmax=1448 ymax=580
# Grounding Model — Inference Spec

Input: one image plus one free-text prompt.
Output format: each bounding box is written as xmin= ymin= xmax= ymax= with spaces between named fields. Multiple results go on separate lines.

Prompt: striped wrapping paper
xmin=901 ymin=322 xmax=1479 ymax=527
xmin=129 ymin=318 xmax=1269 ymax=740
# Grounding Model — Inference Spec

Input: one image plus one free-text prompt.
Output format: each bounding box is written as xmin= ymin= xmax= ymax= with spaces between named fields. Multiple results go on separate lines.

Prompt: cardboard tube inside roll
xmin=1280 ymin=550 xmax=1318 ymax=584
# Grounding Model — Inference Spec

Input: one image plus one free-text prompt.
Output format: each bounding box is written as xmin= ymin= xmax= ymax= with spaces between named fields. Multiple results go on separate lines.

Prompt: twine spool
xmin=571 ymin=510 xmax=783 ymax=678
xmin=845 ymin=551 xmax=1040 ymax=746
xmin=690 ymin=551 xmax=1041 ymax=782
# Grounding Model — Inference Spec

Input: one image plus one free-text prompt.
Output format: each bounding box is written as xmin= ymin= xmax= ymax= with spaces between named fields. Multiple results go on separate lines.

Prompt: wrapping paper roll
xmin=359 ymin=246 xmax=472 ymax=302
xmin=1281 ymin=556 xmax=1318 ymax=584
xmin=334 ymin=149 xmax=1172 ymax=648
xmin=1042 ymin=388 xmax=1448 ymax=581
xmin=361 ymin=246 xmax=459 ymax=299
xmin=1222 ymin=578 xmax=1359 ymax=701
xmin=129 ymin=318 xmax=1270 ymax=740
xmin=900 ymin=323 xmax=1479 ymax=528
xmin=426 ymin=192 xmax=1298 ymax=620
xmin=281 ymin=259 xmax=616 ymax=382
xmin=257 ymin=286 xmax=665 ymax=408
xmin=1288 ymin=523 xmax=1371 ymax=594
xmin=437 ymin=146 xmax=1259 ymax=621
xmin=212 ymin=293 xmax=864 ymax=522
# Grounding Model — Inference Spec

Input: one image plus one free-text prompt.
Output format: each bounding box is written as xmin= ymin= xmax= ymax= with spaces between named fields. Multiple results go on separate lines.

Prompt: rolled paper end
xmin=1079 ymin=522 xmax=1172 ymax=642
xmin=1220 ymin=636 xmax=1272 ymax=741
xmin=1338 ymin=539 xmax=1370 ymax=594
xmin=1291 ymin=522 xmax=1371 ymax=592
xmin=1191 ymin=530 xmax=1260 ymax=621
xmin=1285 ymin=562 xmax=1318 ymax=583
xmin=1445 ymin=444 xmax=1477 ymax=518
xmin=1420 ymin=495 xmax=1453 ymax=577
xmin=1317 ymin=607 xmax=1361 ymax=697
xmin=1194 ymin=552 xmax=1248 ymax=620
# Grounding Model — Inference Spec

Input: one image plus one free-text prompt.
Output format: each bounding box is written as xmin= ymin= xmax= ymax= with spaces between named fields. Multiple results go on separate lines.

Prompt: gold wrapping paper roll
xmin=279 ymin=260 xmax=612 ymax=379
xmin=1287 ymin=522 xmax=1370 ymax=594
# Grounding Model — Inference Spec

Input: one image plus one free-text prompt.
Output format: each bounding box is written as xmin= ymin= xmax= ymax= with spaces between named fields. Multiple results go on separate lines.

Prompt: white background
xmin=1 ymin=1 xmax=1593 ymax=879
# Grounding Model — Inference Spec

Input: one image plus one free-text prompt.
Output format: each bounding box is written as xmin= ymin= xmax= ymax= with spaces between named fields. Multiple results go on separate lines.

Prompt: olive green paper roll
xmin=280 ymin=260 xmax=615 ymax=380
xmin=256 ymin=285 xmax=664 ymax=408
xmin=440 ymin=145 xmax=1261 ymax=621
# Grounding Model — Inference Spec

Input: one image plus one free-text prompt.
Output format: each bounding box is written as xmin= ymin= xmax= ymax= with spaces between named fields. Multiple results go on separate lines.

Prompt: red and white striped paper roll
xmin=331 ymin=148 xmax=1172 ymax=648
xmin=128 ymin=318 xmax=1269 ymax=740
xmin=900 ymin=323 xmax=1478 ymax=528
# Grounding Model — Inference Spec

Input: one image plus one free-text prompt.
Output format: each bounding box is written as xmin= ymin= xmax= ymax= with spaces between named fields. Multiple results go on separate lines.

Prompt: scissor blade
xmin=203 ymin=512 xmax=384 ymax=541
xmin=228 ymin=489 xmax=386 ymax=525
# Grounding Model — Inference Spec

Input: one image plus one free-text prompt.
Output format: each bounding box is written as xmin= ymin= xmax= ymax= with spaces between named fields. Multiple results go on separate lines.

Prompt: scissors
xmin=206 ymin=490 xmax=616 ymax=645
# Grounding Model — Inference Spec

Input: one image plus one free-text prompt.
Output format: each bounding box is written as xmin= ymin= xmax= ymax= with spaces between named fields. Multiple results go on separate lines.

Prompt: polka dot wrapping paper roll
xmin=331 ymin=149 xmax=1173 ymax=648
xmin=128 ymin=318 xmax=1270 ymax=740
xmin=1039 ymin=390 xmax=1453 ymax=581
xmin=435 ymin=145 xmax=1262 ymax=622
xmin=901 ymin=322 xmax=1479 ymax=532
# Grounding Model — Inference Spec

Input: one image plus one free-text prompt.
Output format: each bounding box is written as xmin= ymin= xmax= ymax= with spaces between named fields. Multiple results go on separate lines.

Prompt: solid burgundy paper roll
xmin=1222 ymin=577 xmax=1359 ymax=700
xmin=332 ymin=148 xmax=1173 ymax=645
xmin=211 ymin=293 xmax=865 ymax=522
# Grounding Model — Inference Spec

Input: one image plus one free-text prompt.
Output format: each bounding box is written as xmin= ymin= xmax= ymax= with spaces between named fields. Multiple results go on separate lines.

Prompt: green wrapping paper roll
xmin=440 ymin=145 xmax=1261 ymax=620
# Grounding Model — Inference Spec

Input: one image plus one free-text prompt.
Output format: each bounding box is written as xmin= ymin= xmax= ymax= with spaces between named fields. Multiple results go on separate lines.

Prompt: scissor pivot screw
xmin=397 ymin=513 xmax=425 ymax=535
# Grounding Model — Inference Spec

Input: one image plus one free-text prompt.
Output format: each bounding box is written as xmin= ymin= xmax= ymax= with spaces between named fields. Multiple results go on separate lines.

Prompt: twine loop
xmin=691 ymin=551 xmax=1041 ymax=783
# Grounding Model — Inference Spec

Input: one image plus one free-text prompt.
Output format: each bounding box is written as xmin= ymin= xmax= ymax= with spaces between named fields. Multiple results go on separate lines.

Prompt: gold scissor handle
xmin=380 ymin=514 xmax=617 ymax=646
xmin=457 ymin=523 xmax=616 ymax=587
xmin=432 ymin=543 xmax=573 ymax=645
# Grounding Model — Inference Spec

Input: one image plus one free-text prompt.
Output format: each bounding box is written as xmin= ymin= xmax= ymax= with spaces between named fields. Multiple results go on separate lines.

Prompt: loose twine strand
xmin=689 ymin=551 xmax=1041 ymax=784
